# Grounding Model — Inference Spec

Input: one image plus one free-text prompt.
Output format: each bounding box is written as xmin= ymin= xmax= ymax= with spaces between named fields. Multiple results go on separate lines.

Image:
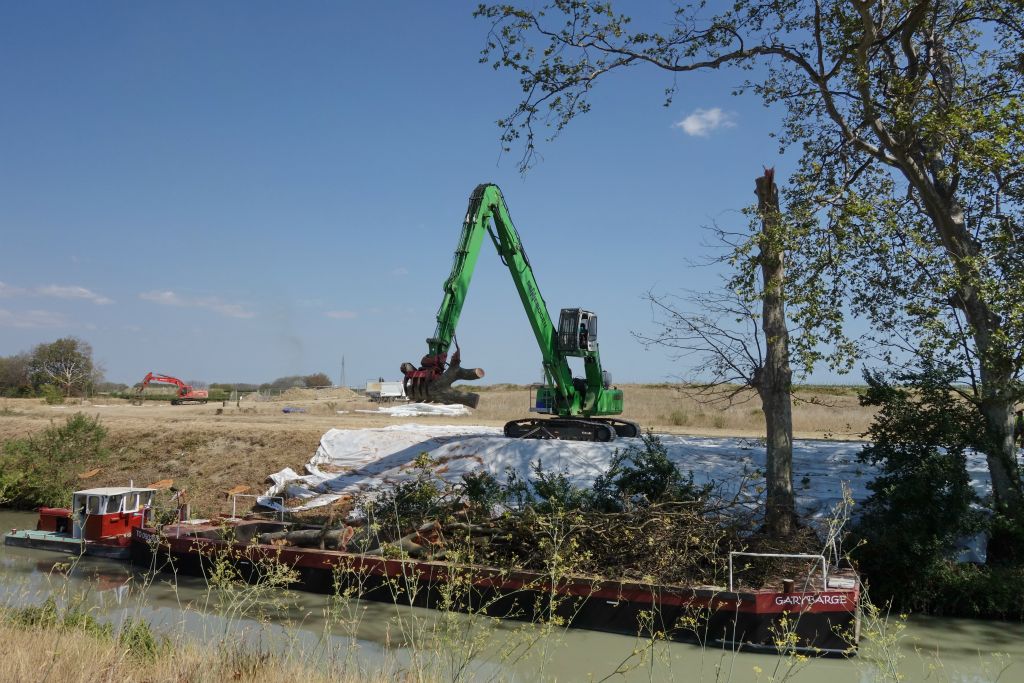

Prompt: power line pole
xmin=339 ymin=355 xmax=346 ymax=388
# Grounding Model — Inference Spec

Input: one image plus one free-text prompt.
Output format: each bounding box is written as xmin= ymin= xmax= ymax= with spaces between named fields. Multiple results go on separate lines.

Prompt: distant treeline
xmin=0 ymin=337 xmax=335 ymax=399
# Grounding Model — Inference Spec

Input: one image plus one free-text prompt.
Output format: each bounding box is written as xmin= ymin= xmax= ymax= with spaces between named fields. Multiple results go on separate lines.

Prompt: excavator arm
xmin=401 ymin=184 xmax=637 ymax=440
xmin=134 ymin=372 xmax=208 ymax=405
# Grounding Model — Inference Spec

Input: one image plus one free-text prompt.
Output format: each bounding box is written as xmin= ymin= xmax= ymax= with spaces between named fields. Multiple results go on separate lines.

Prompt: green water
xmin=1 ymin=510 xmax=1020 ymax=682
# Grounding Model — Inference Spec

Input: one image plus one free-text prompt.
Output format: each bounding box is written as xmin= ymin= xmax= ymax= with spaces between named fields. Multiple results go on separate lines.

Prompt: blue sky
xmin=0 ymin=2 xmax=814 ymax=387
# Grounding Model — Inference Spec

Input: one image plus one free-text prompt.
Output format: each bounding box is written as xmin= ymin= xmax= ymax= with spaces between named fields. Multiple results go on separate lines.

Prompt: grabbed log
xmin=400 ymin=352 xmax=484 ymax=409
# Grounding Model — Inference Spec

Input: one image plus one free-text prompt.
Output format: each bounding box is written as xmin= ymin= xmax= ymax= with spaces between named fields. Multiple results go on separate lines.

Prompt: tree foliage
xmin=29 ymin=337 xmax=98 ymax=397
xmin=853 ymin=365 xmax=987 ymax=607
xmin=0 ymin=352 xmax=32 ymax=397
xmin=304 ymin=372 xmax=332 ymax=388
xmin=475 ymin=0 xmax=1024 ymax=514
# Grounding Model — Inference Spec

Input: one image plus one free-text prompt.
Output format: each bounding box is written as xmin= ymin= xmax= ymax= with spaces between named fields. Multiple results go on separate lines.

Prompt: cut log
xmin=257 ymin=527 xmax=354 ymax=550
xmin=401 ymin=355 xmax=484 ymax=409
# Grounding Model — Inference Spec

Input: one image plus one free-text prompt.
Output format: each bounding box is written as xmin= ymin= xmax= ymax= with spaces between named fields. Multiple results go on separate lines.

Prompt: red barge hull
xmin=131 ymin=521 xmax=860 ymax=656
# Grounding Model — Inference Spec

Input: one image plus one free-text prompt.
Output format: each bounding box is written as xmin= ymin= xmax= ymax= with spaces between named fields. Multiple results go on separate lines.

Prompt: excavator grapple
xmin=400 ymin=184 xmax=639 ymax=442
xmin=400 ymin=348 xmax=484 ymax=409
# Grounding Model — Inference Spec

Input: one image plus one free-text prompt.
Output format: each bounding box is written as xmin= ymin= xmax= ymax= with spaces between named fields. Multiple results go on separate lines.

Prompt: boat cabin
xmin=59 ymin=487 xmax=156 ymax=541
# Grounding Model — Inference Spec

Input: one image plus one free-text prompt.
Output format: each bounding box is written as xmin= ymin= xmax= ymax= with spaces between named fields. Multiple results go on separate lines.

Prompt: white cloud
xmin=140 ymin=290 xmax=185 ymax=306
xmin=139 ymin=290 xmax=255 ymax=319
xmin=325 ymin=310 xmax=357 ymax=319
xmin=0 ymin=281 xmax=112 ymax=304
xmin=37 ymin=284 xmax=113 ymax=305
xmin=674 ymin=107 xmax=737 ymax=137
xmin=0 ymin=308 xmax=66 ymax=328
xmin=0 ymin=282 xmax=26 ymax=298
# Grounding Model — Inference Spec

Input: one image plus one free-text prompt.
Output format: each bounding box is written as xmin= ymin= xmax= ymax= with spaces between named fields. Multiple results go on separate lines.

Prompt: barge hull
xmin=131 ymin=525 xmax=859 ymax=656
xmin=5 ymin=529 xmax=133 ymax=560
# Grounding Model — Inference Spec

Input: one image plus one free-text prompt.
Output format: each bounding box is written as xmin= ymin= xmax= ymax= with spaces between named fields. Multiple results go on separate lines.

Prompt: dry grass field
xmin=0 ymin=384 xmax=874 ymax=515
xmin=0 ymin=620 xmax=397 ymax=683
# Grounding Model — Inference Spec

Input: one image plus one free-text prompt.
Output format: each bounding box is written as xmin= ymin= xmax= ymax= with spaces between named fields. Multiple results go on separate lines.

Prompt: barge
xmin=4 ymin=486 xmax=156 ymax=560
xmin=131 ymin=517 xmax=860 ymax=655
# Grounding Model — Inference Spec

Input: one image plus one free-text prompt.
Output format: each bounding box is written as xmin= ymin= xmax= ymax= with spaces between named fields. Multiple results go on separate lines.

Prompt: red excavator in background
xmin=132 ymin=372 xmax=209 ymax=405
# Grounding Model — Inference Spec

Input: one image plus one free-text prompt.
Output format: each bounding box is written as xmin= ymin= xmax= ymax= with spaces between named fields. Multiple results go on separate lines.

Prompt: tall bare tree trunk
xmin=754 ymin=168 xmax=795 ymax=537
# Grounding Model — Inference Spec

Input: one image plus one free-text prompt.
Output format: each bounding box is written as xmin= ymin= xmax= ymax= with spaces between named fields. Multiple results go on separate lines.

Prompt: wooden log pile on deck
xmin=255 ymin=502 xmax=820 ymax=589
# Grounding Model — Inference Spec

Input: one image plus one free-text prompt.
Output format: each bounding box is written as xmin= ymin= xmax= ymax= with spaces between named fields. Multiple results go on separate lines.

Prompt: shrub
xmin=461 ymin=470 xmax=504 ymax=514
xmin=367 ymin=453 xmax=443 ymax=531
xmin=39 ymin=384 xmax=64 ymax=405
xmin=119 ymin=618 xmax=167 ymax=661
xmin=851 ymin=366 xmax=986 ymax=611
xmin=8 ymin=597 xmax=112 ymax=639
xmin=0 ymin=412 xmax=109 ymax=508
xmin=529 ymin=460 xmax=591 ymax=512
xmin=591 ymin=432 xmax=709 ymax=512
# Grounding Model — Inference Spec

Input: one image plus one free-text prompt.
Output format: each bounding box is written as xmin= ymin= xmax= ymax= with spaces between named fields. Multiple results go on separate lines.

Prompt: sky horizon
xmin=1 ymin=2 xmax=857 ymax=388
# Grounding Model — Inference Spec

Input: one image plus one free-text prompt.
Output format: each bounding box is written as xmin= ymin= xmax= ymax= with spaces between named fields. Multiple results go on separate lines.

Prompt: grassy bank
xmin=0 ymin=613 xmax=396 ymax=683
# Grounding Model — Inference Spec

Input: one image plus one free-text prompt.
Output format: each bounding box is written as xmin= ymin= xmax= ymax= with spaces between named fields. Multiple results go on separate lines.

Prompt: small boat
xmin=131 ymin=517 xmax=861 ymax=655
xmin=4 ymin=486 xmax=156 ymax=560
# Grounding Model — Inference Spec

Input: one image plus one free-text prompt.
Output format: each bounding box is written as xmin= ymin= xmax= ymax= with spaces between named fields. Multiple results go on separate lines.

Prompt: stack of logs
xmin=250 ymin=501 xmax=810 ymax=588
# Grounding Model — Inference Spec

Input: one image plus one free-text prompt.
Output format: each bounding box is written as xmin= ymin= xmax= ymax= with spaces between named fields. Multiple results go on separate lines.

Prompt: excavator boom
xmin=400 ymin=184 xmax=638 ymax=441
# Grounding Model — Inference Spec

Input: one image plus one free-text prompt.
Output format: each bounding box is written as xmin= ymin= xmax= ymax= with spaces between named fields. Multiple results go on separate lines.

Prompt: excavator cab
xmin=557 ymin=308 xmax=598 ymax=354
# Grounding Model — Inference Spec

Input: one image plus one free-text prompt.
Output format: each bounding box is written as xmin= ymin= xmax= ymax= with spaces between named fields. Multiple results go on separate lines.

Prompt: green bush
xmin=591 ymin=432 xmax=709 ymax=512
xmin=367 ymin=453 xmax=443 ymax=529
xmin=39 ymin=384 xmax=64 ymax=405
xmin=119 ymin=618 xmax=168 ymax=661
xmin=926 ymin=562 xmax=1024 ymax=619
xmin=851 ymin=366 xmax=986 ymax=612
xmin=461 ymin=470 xmax=505 ymax=514
xmin=7 ymin=597 xmax=112 ymax=639
xmin=528 ymin=460 xmax=592 ymax=511
xmin=0 ymin=412 xmax=109 ymax=508
xmin=456 ymin=433 xmax=707 ymax=515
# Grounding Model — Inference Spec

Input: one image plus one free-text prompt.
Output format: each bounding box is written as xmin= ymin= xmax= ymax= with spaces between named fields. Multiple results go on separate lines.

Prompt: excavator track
xmin=597 ymin=418 xmax=641 ymax=438
xmin=503 ymin=418 xmax=614 ymax=442
xmin=503 ymin=417 xmax=641 ymax=442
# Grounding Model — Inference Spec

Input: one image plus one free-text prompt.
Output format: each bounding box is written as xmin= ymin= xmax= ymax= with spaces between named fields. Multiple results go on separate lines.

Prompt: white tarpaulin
xmin=261 ymin=424 xmax=994 ymax=560
xmin=354 ymin=403 xmax=471 ymax=418
xmin=266 ymin=424 xmax=887 ymax=512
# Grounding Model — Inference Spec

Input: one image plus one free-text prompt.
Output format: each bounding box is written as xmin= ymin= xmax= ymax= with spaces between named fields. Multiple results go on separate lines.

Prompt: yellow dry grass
xmin=0 ymin=621 xmax=398 ymax=683
xmin=469 ymin=383 xmax=872 ymax=439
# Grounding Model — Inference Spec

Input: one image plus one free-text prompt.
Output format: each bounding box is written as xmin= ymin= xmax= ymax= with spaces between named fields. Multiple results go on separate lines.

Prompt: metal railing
xmin=728 ymin=551 xmax=828 ymax=592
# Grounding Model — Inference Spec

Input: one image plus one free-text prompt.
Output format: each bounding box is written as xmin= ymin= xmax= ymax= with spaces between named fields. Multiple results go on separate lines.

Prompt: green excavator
xmin=400 ymin=183 xmax=639 ymax=442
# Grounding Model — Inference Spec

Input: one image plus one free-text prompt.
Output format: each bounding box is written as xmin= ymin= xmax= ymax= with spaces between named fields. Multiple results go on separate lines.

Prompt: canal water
xmin=1 ymin=510 xmax=1020 ymax=682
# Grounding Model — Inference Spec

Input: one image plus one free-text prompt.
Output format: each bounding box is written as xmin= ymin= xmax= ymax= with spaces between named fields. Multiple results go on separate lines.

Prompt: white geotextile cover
xmin=265 ymin=424 xmax=986 ymax=510
xmin=261 ymin=424 xmax=995 ymax=561
xmin=355 ymin=403 xmax=471 ymax=418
